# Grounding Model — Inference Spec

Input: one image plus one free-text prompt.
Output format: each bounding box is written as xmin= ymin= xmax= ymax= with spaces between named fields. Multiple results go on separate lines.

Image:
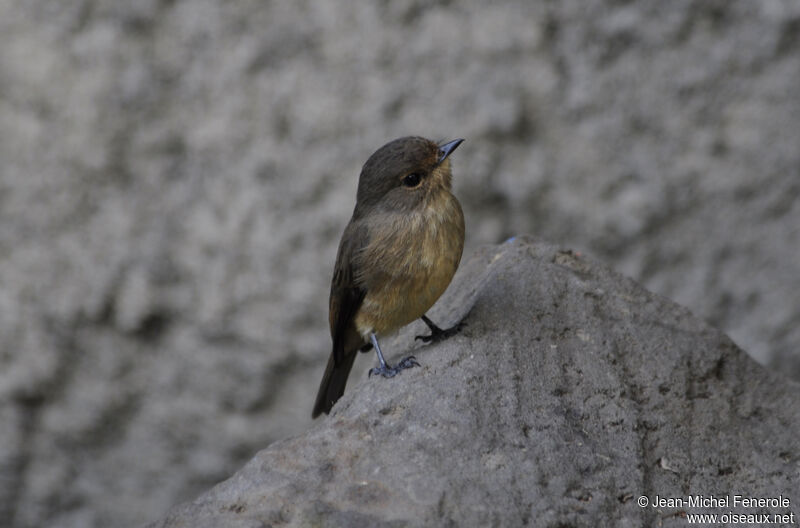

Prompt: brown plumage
xmin=312 ymin=136 xmax=466 ymax=418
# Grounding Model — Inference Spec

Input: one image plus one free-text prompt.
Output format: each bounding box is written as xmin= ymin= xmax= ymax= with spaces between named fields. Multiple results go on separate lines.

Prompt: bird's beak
xmin=437 ymin=138 xmax=464 ymax=164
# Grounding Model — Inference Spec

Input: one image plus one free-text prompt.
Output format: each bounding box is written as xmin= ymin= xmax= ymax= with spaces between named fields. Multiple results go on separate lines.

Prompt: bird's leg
xmin=368 ymin=332 xmax=419 ymax=378
xmin=415 ymin=314 xmax=465 ymax=343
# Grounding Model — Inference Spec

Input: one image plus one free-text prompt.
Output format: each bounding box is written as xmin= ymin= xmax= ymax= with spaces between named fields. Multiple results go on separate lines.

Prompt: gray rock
xmin=145 ymin=238 xmax=800 ymax=528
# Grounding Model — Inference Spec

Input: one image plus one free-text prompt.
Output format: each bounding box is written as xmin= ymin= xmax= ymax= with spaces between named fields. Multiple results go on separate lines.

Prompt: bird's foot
xmin=415 ymin=321 xmax=466 ymax=343
xmin=368 ymin=355 xmax=420 ymax=378
xmin=396 ymin=355 xmax=420 ymax=370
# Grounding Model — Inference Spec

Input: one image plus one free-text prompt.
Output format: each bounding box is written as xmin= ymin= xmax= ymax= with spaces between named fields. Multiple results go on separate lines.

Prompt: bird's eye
xmin=402 ymin=173 xmax=422 ymax=188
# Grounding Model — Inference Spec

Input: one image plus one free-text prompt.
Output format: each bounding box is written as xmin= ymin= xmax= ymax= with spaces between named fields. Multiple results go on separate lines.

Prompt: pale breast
xmin=354 ymin=193 xmax=465 ymax=337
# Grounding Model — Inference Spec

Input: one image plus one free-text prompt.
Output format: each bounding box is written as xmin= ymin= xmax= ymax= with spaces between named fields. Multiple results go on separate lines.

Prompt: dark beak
xmin=438 ymin=138 xmax=464 ymax=164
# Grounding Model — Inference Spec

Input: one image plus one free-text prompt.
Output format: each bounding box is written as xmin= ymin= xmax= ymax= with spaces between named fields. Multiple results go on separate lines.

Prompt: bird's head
xmin=354 ymin=136 xmax=464 ymax=215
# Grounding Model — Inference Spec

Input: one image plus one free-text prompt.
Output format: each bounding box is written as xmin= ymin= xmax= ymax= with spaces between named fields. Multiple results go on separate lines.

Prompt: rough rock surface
xmin=2 ymin=1 xmax=800 ymax=527
xmin=146 ymin=238 xmax=800 ymax=527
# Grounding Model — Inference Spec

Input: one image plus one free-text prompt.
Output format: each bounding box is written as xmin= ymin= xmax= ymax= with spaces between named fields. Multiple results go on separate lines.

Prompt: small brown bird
xmin=312 ymin=136 xmax=466 ymax=418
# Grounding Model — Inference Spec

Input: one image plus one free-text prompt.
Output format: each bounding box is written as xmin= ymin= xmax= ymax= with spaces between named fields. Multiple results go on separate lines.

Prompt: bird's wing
xmin=329 ymin=220 xmax=368 ymax=365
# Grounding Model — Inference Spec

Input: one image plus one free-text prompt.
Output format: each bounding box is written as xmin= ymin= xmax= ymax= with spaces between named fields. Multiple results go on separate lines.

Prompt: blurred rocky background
xmin=0 ymin=1 xmax=798 ymax=527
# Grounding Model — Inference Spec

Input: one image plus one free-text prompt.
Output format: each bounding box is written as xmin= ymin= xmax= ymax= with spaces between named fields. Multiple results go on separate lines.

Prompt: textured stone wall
xmin=1 ymin=1 xmax=798 ymax=527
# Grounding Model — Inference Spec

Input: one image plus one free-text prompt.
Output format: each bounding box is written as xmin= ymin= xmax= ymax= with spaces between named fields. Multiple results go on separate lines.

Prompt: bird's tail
xmin=312 ymin=349 xmax=357 ymax=418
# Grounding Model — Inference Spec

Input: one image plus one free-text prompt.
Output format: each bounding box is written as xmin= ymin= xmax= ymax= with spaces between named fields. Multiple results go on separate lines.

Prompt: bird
xmin=312 ymin=136 xmax=466 ymax=418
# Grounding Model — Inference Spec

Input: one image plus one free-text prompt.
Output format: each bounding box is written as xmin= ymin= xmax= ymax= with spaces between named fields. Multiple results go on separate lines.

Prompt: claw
xmin=397 ymin=356 xmax=420 ymax=369
xmin=368 ymin=355 xmax=420 ymax=378
xmin=369 ymin=366 xmax=397 ymax=378
xmin=416 ymin=321 xmax=466 ymax=343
